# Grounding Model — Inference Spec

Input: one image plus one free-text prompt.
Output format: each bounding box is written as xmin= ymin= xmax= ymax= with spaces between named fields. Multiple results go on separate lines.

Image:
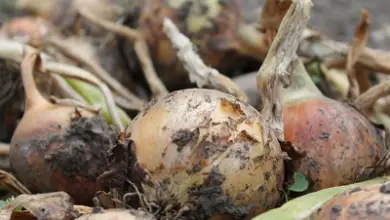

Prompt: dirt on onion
xmin=282 ymin=60 xmax=386 ymax=191
xmin=107 ymin=88 xmax=285 ymax=220
xmin=10 ymin=51 xmax=117 ymax=205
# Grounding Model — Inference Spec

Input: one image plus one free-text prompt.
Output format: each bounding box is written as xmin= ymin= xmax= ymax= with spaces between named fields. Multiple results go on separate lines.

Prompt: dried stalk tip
xmin=346 ymin=8 xmax=370 ymax=100
xmin=355 ymin=80 xmax=390 ymax=112
xmin=162 ymin=18 xmax=249 ymax=103
xmin=256 ymin=0 xmax=313 ymax=140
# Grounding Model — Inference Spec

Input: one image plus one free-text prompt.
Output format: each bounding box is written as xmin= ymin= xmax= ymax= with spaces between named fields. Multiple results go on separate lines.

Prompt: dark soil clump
xmin=10 ymin=114 xmax=117 ymax=205
xmin=186 ymin=167 xmax=255 ymax=220
xmin=46 ymin=116 xmax=117 ymax=180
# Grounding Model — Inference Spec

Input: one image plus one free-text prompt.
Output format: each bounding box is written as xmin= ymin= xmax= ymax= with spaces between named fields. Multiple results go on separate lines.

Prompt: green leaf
xmin=288 ymin=172 xmax=308 ymax=192
xmin=14 ymin=205 xmax=23 ymax=211
xmin=65 ymin=78 xmax=131 ymax=126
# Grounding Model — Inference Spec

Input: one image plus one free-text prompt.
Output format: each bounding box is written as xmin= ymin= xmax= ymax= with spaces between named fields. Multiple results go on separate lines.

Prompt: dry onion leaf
xmin=162 ymin=18 xmax=249 ymax=103
xmin=346 ymin=8 xmax=370 ymax=99
xmin=1 ymin=192 xmax=78 ymax=220
xmin=258 ymin=0 xmax=293 ymax=46
xmin=75 ymin=209 xmax=156 ymax=220
xmin=0 ymin=170 xmax=31 ymax=195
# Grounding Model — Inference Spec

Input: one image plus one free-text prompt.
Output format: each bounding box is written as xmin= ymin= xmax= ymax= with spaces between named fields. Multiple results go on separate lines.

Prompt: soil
xmin=186 ymin=167 xmax=254 ymax=220
xmin=10 ymin=115 xmax=117 ymax=205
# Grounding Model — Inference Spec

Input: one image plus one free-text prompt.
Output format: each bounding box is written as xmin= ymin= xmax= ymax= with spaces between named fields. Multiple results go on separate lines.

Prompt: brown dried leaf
xmin=75 ymin=209 xmax=156 ymax=220
xmin=359 ymin=48 xmax=390 ymax=74
xmin=162 ymin=18 xmax=249 ymax=102
xmin=2 ymin=192 xmax=78 ymax=220
xmin=355 ymin=80 xmax=390 ymax=111
xmin=0 ymin=170 xmax=31 ymax=195
xmin=347 ymin=9 xmax=370 ymax=72
xmin=258 ymin=0 xmax=293 ymax=46
xmin=346 ymin=9 xmax=370 ymax=99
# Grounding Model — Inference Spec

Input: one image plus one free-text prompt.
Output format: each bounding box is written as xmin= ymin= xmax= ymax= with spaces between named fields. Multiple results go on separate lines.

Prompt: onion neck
xmin=21 ymin=51 xmax=50 ymax=110
xmin=282 ymin=60 xmax=324 ymax=105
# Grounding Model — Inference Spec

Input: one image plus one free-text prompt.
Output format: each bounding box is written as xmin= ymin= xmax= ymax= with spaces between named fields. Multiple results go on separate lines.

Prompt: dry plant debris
xmin=77 ymin=6 xmax=169 ymax=98
xmin=346 ymin=9 xmax=370 ymax=99
xmin=162 ymin=18 xmax=249 ymax=103
xmin=257 ymin=0 xmax=312 ymax=140
xmin=2 ymin=192 xmax=78 ymax=220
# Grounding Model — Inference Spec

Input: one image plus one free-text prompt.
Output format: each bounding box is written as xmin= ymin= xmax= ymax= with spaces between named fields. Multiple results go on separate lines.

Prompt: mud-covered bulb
xmin=127 ymin=89 xmax=284 ymax=219
xmin=10 ymin=52 xmax=117 ymax=205
xmin=312 ymin=181 xmax=390 ymax=219
xmin=282 ymin=60 xmax=385 ymax=191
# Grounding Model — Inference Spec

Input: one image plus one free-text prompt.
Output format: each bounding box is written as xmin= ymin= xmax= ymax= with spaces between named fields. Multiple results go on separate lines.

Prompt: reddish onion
xmin=10 ymin=51 xmax=116 ymax=205
xmin=282 ymin=61 xmax=385 ymax=191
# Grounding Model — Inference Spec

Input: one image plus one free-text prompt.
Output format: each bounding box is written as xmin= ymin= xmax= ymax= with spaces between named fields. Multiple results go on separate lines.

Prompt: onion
xmin=10 ymin=51 xmax=117 ymax=205
xmin=312 ymin=181 xmax=390 ymax=219
xmin=126 ymin=89 xmax=284 ymax=219
xmin=282 ymin=60 xmax=385 ymax=191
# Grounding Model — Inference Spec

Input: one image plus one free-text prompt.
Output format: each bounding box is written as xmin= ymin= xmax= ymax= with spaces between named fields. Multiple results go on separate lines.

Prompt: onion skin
xmin=283 ymin=96 xmax=385 ymax=191
xmin=128 ymin=89 xmax=284 ymax=219
xmin=10 ymin=52 xmax=117 ymax=205
xmin=10 ymin=103 xmax=116 ymax=205
xmin=312 ymin=181 xmax=390 ymax=219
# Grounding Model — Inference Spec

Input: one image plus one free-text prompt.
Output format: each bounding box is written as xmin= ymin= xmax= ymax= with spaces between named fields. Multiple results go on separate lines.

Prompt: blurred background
xmin=1 ymin=0 xmax=389 ymax=47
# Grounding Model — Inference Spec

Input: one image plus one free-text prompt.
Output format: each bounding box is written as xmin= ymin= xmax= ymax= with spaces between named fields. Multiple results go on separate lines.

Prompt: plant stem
xmin=355 ymin=80 xmax=390 ymax=111
xmin=41 ymin=61 xmax=124 ymax=131
xmin=257 ymin=0 xmax=313 ymax=140
xmin=48 ymin=36 xmax=147 ymax=110
xmin=0 ymin=39 xmax=125 ymax=131
xmin=78 ymin=7 xmax=169 ymax=97
xmin=282 ymin=59 xmax=323 ymax=104
xmin=20 ymin=50 xmax=49 ymax=109
xmin=162 ymin=18 xmax=249 ymax=103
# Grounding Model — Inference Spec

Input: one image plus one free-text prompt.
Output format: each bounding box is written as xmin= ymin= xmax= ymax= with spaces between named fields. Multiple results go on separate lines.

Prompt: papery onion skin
xmin=10 ymin=102 xmax=117 ymax=205
xmin=128 ymin=89 xmax=284 ymax=219
xmin=312 ymin=181 xmax=390 ymax=220
xmin=283 ymin=96 xmax=385 ymax=191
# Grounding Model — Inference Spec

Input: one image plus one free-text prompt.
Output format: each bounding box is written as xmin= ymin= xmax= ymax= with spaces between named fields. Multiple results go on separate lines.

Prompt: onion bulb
xmin=126 ymin=88 xmax=284 ymax=219
xmin=282 ymin=60 xmax=385 ymax=191
xmin=312 ymin=181 xmax=390 ymax=219
xmin=10 ymin=51 xmax=116 ymax=205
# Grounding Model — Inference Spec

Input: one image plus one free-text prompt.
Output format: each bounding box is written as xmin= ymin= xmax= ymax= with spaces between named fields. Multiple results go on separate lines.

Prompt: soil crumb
xmin=186 ymin=167 xmax=254 ymax=220
xmin=46 ymin=116 xmax=117 ymax=180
